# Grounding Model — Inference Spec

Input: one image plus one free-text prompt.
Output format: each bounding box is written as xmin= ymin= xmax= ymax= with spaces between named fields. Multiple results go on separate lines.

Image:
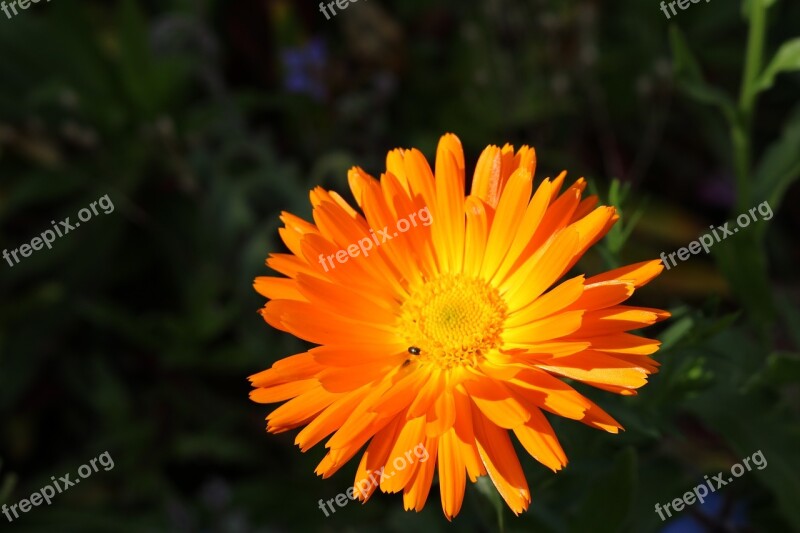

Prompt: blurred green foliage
xmin=0 ymin=0 xmax=798 ymax=531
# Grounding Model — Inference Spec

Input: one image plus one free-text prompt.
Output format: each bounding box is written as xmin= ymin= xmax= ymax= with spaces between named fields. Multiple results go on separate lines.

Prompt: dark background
xmin=1 ymin=0 xmax=799 ymax=531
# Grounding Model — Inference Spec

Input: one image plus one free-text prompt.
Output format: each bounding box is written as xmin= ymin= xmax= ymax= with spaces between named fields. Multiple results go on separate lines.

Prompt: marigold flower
xmin=251 ymin=133 xmax=669 ymax=519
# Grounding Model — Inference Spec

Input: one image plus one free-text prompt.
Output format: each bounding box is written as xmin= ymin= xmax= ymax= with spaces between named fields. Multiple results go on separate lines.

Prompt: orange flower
xmin=251 ymin=134 xmax=669 ymax=519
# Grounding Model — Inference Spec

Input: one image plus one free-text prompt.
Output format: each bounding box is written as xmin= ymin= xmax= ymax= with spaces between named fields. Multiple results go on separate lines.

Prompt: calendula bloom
xmin=251 ymin=133 xmax=669 ymax=519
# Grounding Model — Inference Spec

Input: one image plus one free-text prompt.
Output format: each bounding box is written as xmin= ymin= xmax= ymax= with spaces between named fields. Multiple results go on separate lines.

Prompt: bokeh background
xmin=1 ymin=0 xmax=799 ymax=531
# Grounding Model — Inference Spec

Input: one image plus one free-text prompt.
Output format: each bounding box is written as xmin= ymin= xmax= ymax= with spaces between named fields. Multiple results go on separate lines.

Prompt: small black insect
xmin=402 ymin=346 xmax=421 ymax=367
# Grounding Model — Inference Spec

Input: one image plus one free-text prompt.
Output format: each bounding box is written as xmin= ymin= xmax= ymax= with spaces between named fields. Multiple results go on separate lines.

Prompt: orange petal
xmin=512 ymin=408 xmax=567 ymax=472
xmin=437 ymin=428 xmax=466 ymax=520
xmin=353 ymin=417 xmax=403 ymax=501
xmin=402 ymin=435 xmax=439 ymax=511
xmin=535 ymin=350 xmax=651 ymax=390
xmin=463 ymin=377 xmax=530 ymax=429
xmin=587 ymin=259 xmax=665 ymax=288
xmin=250 ymin=379 xmax=318 ymax=404
xmin=471 ymin=146 xmax=504 ymax=208
xmin=471 ymin=403 xmax=531 ymax=515
xmin=381 ymin=415 xmax=426 ymax=493
xmin=295 ymin=386 xmax=372 ymax=451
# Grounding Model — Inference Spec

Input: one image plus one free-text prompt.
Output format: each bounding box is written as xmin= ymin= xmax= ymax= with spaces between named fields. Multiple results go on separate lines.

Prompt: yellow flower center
xmin=399 ymin=274 xmax=508 ymax=370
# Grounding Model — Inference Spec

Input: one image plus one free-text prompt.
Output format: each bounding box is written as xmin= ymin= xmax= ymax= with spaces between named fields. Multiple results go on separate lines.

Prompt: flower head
xmin=251 ymin=134 xmax=669 ymax=519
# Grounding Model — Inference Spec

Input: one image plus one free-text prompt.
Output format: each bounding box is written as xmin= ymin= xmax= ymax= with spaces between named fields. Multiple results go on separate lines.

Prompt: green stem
xmin=730 ymin=0 xmax=774 ymax=336
xmin=735 ymin=0 xmax=768 ymax=210
xmin=731 ymin=122 xmax=751 ymax=212
xmin=740 ymin=0 xmax=767 ymax=114
xmin=498 ymin=506 xmax=505 ymax=533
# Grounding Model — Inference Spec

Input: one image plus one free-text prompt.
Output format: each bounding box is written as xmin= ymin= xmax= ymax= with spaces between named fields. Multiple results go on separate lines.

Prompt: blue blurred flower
xmin=661 ymin=491 xmax=748 ymax=533
xmin=280 ymin=38 xmax=327 ymax=100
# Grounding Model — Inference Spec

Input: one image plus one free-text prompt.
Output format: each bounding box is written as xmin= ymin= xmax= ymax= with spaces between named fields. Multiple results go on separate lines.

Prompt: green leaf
xmin=658 ymin=314 xmax=694 ymax=351
xmin=668 ymin=26 xmax=704 ymax=80
xmin=601 ymin=180 xmax=647 ymax=256
xmin=115 ymin=0 xmax=190 ymax=117
xmin=668 ymin=26 xmax=736 ymax=123
xmin=755 ymin=38 xmax=800 ymax=93
xmin=743 ymin=352 xmax=800 ymax=390
xmin=753 ymin=105 xmax=800 ymax=210
xmin=711 ymin=233 xmax=774 ymax=333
